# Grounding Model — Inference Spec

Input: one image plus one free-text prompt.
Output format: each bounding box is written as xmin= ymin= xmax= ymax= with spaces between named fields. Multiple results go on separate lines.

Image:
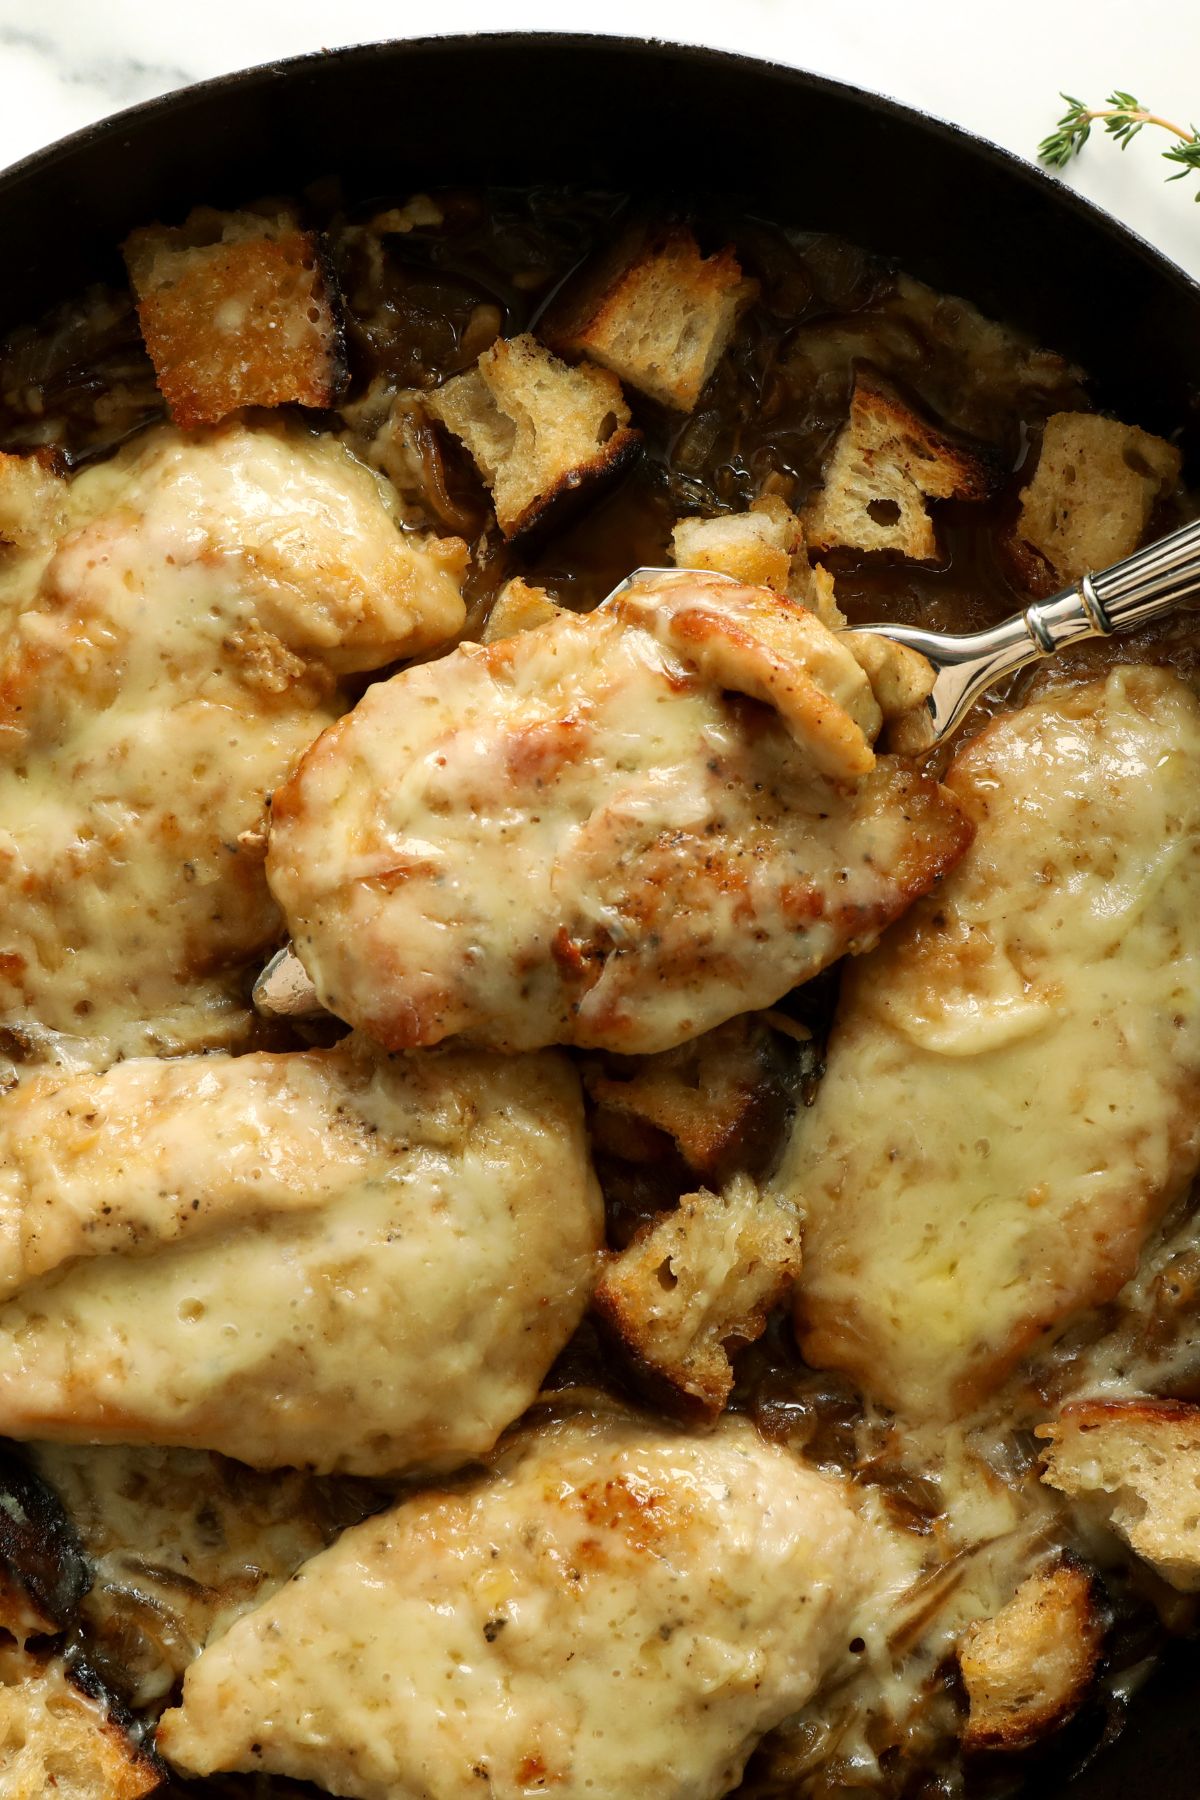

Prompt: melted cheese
xmin=776 ymin=668 xmax=1200 ymax=1419
xmin=32 ymin=1443 xmax=370 ymax=1707
xmin=157 ymin=1410 xmax=883 ymax=1800
xmin=268 ymin=575 xmax=970 ymax=1053
xmin=0 ymin=1039 xmax=601 ymax=1473
xmin=0 ymin=420 xmax=464 ymax=1075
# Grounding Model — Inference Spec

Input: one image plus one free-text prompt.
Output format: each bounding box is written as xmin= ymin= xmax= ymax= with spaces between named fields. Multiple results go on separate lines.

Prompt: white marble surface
xmin=0 ymin=0 xmax=1196 ymax=279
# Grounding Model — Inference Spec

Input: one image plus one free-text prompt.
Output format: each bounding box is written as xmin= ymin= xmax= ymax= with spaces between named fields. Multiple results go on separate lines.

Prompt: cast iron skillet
xmin=1 ymin=32 xmax=1199 ymax=1800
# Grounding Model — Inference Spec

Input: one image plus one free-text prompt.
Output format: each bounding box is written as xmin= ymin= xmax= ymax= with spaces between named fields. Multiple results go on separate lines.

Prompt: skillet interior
xmin=1 ymin=33 xmax=1199 ymax=1798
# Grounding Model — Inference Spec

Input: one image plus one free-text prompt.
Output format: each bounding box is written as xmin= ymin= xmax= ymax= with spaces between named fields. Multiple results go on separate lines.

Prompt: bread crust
xmin=545 ymin=224 xmax=757 ymax=412
xmin=426 ymin=332 xmax=641 ymax=538
xmin=1009 ymin=411 xmax=1181 ymax=593
xmin=959 ymin=1559 xmax=1104 ymax=1753
xmin=1038 ymin=1397 xmax=1200 ymax=1590
xmin=0 ymin=1644 xmax=162 ymax=1800
xmin=806 ymin=374 xmax=996 ymax=559
xmin=594 ymin=1175 xmax=802 ymax=1415
xmin=124 ymin=206 xmax=346 ymax=427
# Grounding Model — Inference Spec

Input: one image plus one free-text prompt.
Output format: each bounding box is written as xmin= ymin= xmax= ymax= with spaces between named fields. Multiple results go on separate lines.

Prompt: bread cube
xmin=1038 ymin=1398 xmax=1200 ymax=1590
xmin=0 ymin=1644 xmax=161 ymax=1799
xmin=672 ymin=503 xmax=798 ymax=593
xmin=547 ymin=225 xmax=757 ymax=412
xmin=481 ymin=576 xmax=566 ymax=643
xmin=594 ymin=1173 xmax=802 ymax=1414
xmin=124 ymin=206 xmax=346 ymax=427
xmin=806 ymin=375 xmax=995 ymax=560
xmin=426 ymin=333 xmax=640 ymax=538
xmin=1011 ymin=411 xmax=1181 ymax=592
xmin=582 ymin=1013 xmax=791 ymax=1181
xmin=959 ymin=1561 xmax=1103 ymax=1752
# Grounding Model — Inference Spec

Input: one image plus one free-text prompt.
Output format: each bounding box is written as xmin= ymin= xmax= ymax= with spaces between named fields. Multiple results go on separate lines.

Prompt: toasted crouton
xmin=426 ymin=333 xmax=641 ymax=538
xmin=672 ymin=495 xmax=846 ymax=623
xmin=582 ymin=1013 xmax=793 ymax=1181
xmin=593 ymin=1173 xmax=802 ymax=1414
xmin=123 ymin=206 xmax=346 ymax=428
xmin=1038 ymin=1398 xmax=1200 ymax=1590
xmin=0 ymin=451 xmax=66 ymax=549
xmin=546 ymin=225 xmax=757 ymax=413
xmin=481 ymin=577 xmax=567 ymax=643
xmin=672 ymin=500 xmax=802 ymax=597
xmin=806 ymin=375 xmax=995 ymax=560
xmin=1010 ymin=412 xmax=1181 ymax=593
xmin=958 ymin=1561 xmax=1103 ymax=1753
xmin=0 ymin=1645 xmax=161 ymax=1799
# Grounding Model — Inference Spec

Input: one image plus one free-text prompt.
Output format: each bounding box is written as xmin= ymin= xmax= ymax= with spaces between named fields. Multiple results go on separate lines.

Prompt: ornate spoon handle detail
xmin=855 ymin=514 xmax=1200 ymax=744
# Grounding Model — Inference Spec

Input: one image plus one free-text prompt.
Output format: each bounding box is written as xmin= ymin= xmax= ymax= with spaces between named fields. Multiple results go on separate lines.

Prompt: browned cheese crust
xmin=267 ymin=574 xmax=971 ymax=1053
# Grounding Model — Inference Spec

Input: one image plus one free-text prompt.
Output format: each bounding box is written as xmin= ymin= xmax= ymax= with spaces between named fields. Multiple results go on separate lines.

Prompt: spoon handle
xmin=1088 ymin=512 xmax=1200 ymax=632
xmin=859 ymin=513 xmax=1200 ymax=744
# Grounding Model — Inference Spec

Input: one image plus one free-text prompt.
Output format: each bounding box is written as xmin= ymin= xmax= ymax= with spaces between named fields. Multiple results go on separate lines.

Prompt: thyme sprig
xmin=1039 ymin=92 xmax=1200 ymax=199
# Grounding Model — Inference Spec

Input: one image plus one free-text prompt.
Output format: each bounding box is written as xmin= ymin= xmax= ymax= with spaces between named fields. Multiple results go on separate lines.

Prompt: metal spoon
xmin=253 ymin=515 xmax=1200 ymax=1021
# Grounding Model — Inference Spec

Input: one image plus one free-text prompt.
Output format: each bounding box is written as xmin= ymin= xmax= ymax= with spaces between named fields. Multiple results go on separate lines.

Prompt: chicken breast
xmin=0 ymin=420 xmax=464 ymax=1075
xmin=777 ymin=667 xmax=1200 ymax=1419
xmin=0 ymin=1038 xmax=601 ymax=1473
xmin=268 ymin=573 xmax=971 ymax=1053
xmin=157 ymin=1410 xmax=882 ymax=1800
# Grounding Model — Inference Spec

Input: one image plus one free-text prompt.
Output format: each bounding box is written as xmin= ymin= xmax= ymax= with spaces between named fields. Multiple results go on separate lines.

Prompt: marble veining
xmin=0 ymin=22 xmax=192 ymax=101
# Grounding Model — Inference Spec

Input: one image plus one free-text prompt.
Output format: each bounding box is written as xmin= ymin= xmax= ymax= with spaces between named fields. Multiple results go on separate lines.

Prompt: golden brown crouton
xmin=958 ymin=1561 xmax=1103 ymax=1753
xmin=594 ymin=1174 xmax=802 ymax=1414
xmin=671 ymin=499 xmax=802 ymax=594
xmin=426 ymin=333 xmax=641 ymax=538
xmin=123 ymin=206 xmax=345 ymax=428
xmin=481 ymin=576 xmax=566 ymax=643
xmin=1010 ymin=412 xmax=1181 ymax=593
xmin=582 ymin=1013 xmax=793 ymax=1181
xmin=1038 ymin=1398 xmax=1200 ymax=1590
xmin=806 ymin=375 xmax=995 ymax=560
xmin=0 ymin=451 xmax=65 ymax=549
xmin=671 ymin=495 xmax=845 ymax=624
xmin=0 ymin=1645 xmax=162 ymax=1799
xmin=546 ymin=225 xmax=757 ymax=413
